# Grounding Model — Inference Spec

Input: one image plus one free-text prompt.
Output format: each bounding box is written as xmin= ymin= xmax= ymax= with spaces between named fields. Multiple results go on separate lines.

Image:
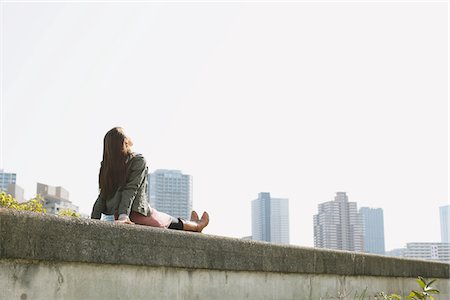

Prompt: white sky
xmin=1 ymin=1 xmax=448 ymax=250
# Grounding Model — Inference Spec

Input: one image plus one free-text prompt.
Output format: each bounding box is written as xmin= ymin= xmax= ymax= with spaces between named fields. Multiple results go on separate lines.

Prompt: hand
xmin=115 ymin=219 xmax=134 ymax=225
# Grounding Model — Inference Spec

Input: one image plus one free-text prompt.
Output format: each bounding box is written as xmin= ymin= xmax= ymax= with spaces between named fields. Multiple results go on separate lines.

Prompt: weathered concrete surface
xmin=1 ymin=209 xmax=448 ymax=277
xmin=1 ymin=208 xmax=449 ymax=299
xmin=1 ymin=259 xmax=449 ymax=300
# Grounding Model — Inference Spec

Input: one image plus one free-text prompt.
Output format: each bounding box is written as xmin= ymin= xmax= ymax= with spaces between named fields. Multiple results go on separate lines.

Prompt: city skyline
xmin=36 ymin=182 xmax=79 ymax=215
xmin=440 ymin=205 xmax=450 ymax=243
xmin=1 ymin=167 xmax=447 ymax=252
xmin=1 ymin=3 xmax=447 ymax=250
xmin=0 ymin=169 xmax=16 ymax=193
xmin=403 ymin=242 xmax=450 ymax=262
xmin=313 ymin=192 xmax=364 ymax=252
xmin=149 ymin=169 xmax=193 ymax=221
xmin=360 ymin=207 xmax=385 ymax=254
xmin=7 ymin=182 xmax=24 ymax=203
xmin=251 ymin=192 xmax=290 ymax=244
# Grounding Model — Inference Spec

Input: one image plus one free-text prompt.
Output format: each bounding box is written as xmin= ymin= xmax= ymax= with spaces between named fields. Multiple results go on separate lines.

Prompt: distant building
xmin=251 ymin=192 xmax=289 ymax=244
xmin=440 ymin=205 xmax=450 ymax=243
xmin=404 ymin=242 xmax=450 ymax=262
xmin=359 ymin=207 xmax=385 ymax=254
xmin=148 ymin=169 xmax=193 ymax=220
xmin=7 ymin=183 xmax=25 ymax=203
xmin=314 ymin=192 xmax=364 ymax=252
xmin=36 ymin=183 xmax=78 ymax=214
xmin=242 ymin=236 xmax=253 ymax=240
xmin=0 ymin=170 xmax=16 ymax=192
xmin=385 ymin=248 xmax=407 ymax=258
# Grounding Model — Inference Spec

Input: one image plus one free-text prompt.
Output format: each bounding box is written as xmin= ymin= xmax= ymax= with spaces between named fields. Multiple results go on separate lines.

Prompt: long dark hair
xmin=99 ymin=127 xmax=133 ymax=199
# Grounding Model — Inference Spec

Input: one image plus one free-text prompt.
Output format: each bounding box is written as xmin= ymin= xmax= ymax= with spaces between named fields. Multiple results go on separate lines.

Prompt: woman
xmin=91 ymin=127 xmax=209 ymax=232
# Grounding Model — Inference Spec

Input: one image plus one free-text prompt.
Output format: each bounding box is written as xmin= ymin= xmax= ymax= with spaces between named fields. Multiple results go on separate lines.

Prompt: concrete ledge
xmin=3 ymin=259 xmax=449 ymax=300
xmin=1 ymin=208 xmax=449 ymax=278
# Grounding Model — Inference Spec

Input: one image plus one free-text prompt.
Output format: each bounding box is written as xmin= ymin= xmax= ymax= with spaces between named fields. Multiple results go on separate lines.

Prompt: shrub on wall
xmin=0 ymin=192 xmax=46 ymax=213
xmin=1 ymin=192 xmax=81 ymax=218
xmin=57 ymin=208 xmax=80 ymax=218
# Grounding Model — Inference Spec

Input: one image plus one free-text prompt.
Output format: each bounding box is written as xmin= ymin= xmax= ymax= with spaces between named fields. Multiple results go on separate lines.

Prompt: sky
xmin=1 ymin=1 xmax=448 ymax=250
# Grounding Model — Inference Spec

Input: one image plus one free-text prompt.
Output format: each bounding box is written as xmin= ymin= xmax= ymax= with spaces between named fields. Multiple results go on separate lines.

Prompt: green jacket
xmin=91 ymin=153 xmax=151 ymax=219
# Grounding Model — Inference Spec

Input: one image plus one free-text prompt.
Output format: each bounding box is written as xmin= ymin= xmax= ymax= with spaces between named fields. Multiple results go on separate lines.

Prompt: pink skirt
xmin=130 ymin=208 xmax=173 ymax=228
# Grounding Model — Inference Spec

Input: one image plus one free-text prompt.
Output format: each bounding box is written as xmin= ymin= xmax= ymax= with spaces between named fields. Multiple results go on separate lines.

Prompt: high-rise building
xmin=313 ymin=192 xmax=364 ymax=252
xmin=7 ymin=183 xmax=25 ymax=203
xmin=36 ymin=183 xmax=78 ymax=214
xmin=386 ymin=243 xmax=450 ymax=262
xmin=0 ymin=170 xmax=16 ymax=192
xmin=148 ymin=169 xmax=193 ymax=220
xmin=440 ymin=205 xmax=450 ymax=243
xmin=404 ymin=242 xmax=450 ymax=262
xmin=251 ymin=192 xmax=289 ymax=244
xmin=359 ymin=207 xmax=385 ymax=254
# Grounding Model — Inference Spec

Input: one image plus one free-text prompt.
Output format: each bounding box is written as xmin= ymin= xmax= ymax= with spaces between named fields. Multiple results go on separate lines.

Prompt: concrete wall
xmin=1 ymin=208 xmax=449 ymax=299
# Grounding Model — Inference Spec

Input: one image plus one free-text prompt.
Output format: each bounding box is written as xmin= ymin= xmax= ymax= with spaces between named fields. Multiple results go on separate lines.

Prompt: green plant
xmin=0 ymin=192 xmax=16 ymax=208
xmin=57 ymin=208 xmax=80 ymax=217
xmin=407 ymin=276 xmax=440 ymax=300
xmin=376 ymin=292 xmax=403 ymax=299
xmin=319 ymin=276 xmax=441 ymax=300
xmin=375 ymin=276 xmax=440 ymax=300
xmin=0 ymin=192 xmax=46 ymax=213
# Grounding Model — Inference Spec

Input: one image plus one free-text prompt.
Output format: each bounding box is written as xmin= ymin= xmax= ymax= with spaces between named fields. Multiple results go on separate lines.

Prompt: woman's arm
xmin=117 ymin=154 xmax=147 ymax=220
